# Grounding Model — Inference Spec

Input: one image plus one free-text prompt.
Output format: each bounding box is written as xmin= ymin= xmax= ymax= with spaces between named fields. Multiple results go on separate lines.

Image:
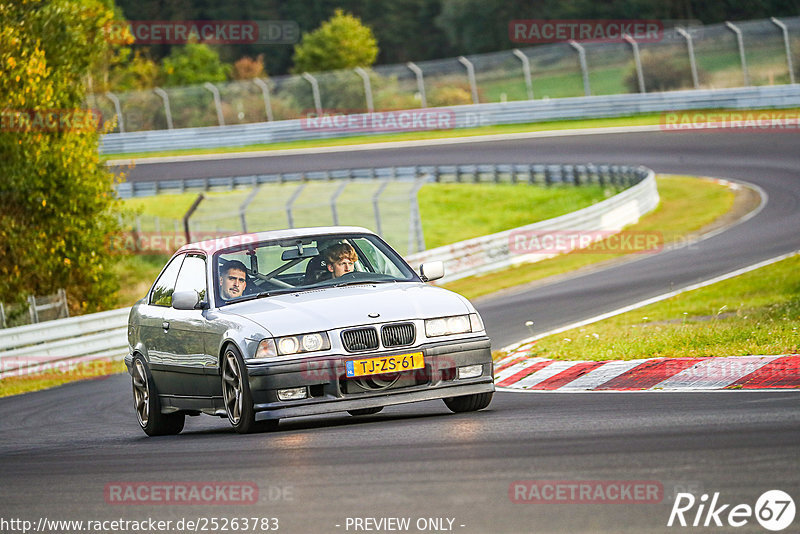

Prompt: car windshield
xmin=213 ymin=233 xmax=418 ymax=305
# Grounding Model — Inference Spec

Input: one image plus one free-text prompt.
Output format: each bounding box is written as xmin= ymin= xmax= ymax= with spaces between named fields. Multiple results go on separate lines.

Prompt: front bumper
xmin=246 ymin=336 xmax=494 ymax=421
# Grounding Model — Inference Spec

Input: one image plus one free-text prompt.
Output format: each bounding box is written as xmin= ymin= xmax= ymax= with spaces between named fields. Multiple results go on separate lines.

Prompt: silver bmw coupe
xmin=126 ymin=227 xmax=494 ymax=436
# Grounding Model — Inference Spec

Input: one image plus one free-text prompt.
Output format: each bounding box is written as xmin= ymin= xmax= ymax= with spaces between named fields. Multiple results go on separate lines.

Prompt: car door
xmin=162 ymin=253 xmax=217 ymax=399
xmin=139 ymin=253 xmax=185 ymax=397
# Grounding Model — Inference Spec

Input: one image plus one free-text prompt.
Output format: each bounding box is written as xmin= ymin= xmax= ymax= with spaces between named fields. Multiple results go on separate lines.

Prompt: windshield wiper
xmin=333 ymin=279 xmax=393 ymax=288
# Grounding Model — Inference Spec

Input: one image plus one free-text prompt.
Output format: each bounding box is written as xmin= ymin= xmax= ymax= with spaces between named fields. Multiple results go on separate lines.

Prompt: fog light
xmin=458 ymin=364 xmax=483 ymax=379
xmin=277 ymin=387 xmax=308 ymax=401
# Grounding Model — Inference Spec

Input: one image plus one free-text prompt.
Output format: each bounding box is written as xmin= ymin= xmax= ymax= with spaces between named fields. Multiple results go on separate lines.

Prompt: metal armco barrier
xmin=0 ymin=308 xmax=129 ymax=379
xmin=100 ymin=85 xmax=800 ymax=155
xmin=116 ymin=162 xmax=645 ymax=198
xmin=1 ymin=164 xmax=655 ymax=376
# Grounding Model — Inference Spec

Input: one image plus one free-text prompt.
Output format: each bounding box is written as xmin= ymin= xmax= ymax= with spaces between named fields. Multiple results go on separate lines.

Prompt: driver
xmin=219 ymin=260 xmax=248 ymax=300
xmin=325 ymin=243 xmax=358 ymax=278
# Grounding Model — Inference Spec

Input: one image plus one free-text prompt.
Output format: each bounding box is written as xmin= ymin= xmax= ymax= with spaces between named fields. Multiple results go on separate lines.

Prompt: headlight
xmin=276 ymin=332 xmax=330 ymax=356
xmin=255 ymin=338 xmax=277 ymax=359
xmin=425 ymin=313 xmax=483 ymax=337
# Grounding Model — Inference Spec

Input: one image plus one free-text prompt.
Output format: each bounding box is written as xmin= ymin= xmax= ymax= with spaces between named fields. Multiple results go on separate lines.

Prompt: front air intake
xmin=341 ymin=327 xmax=379 ymax=352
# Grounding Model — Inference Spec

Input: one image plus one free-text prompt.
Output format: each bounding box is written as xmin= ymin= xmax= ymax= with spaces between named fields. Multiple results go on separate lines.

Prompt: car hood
xmin=220 ymin=283 xmax=472 ymax=337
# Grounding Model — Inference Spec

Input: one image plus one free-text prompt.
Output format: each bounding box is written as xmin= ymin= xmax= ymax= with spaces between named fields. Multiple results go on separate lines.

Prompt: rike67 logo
xmin=668 ymin=490 xmax=795 ymax=531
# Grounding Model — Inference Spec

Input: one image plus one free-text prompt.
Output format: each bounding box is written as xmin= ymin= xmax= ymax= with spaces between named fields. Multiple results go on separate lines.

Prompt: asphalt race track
xmin=2 ymin=131 xmax=798 ymax=533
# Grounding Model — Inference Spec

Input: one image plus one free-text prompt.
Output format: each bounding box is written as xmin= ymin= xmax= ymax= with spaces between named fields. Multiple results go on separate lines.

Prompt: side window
xmin=150 ymin=255 xmax=184 ymax=307
xmin=353 ymin=238 xmax=403 ymax=277
xmin=174 ymin=255 xmax=207 ymax=303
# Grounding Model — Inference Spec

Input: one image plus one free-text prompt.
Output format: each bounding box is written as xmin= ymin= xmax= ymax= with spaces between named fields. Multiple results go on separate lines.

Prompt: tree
xmin=161 ymin=43 xmax=231 ymax=87
xmin=291 ymin=9 xmax=378 ymax=73
xmin=0 ymin=0 xmax=125 ymax=314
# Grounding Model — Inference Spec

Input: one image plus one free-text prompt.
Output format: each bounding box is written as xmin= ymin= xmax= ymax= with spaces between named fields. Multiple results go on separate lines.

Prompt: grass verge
xmin=525 ymin=253 xmax=800 ymax=361
xmin=443 ymin=175 xmax=737 ymax=300
xmin=0 ymin=360 xmax=127 ymax=398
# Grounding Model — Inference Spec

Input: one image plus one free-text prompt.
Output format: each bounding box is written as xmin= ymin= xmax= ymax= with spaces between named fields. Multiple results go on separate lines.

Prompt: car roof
xmin=176 ymin=226 xmax=376 ymax=255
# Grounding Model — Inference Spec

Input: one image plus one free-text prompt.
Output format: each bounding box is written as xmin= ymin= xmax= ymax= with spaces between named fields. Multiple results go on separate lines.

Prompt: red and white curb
xmin=493 ymin=347 xmax=800 ymax=391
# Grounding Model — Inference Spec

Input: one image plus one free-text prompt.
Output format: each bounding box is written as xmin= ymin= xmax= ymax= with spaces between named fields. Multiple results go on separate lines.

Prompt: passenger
xmin=219 ymin=260 xmax=248 ymax=300
xmin=325 ymin=243 xmax=358 ymax=278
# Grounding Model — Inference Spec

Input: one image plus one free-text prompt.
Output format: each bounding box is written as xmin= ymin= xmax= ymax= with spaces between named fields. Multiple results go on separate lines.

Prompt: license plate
xmin=345 ymin=352 xmax=424 ymax=378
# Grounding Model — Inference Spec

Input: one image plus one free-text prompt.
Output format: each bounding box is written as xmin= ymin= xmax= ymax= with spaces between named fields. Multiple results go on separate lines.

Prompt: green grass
xmin=113 ymin=254 xmax=170 ymax=308
xmin=0 ymin=360 xmax=127 ymax=398
xmin=443 ymin=175 xmax=735 ymax=300
xmin=418 ymin=183 xmax=619 ymax=248
xmin=526 ymin=253 xmax=800 ymax=361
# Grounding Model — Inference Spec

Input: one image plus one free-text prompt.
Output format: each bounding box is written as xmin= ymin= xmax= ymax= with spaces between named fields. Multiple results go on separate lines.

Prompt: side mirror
xmin=419 ymin=261 xmax=444 ymax=282
xmin=172 ymin=290 xmax=204 ymax=310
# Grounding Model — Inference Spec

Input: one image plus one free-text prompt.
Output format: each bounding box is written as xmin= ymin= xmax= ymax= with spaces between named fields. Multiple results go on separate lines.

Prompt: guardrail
xmin=117 ymin=162 xmax=646 ymax=197
xmin=0 ymin=308 xmax=129 ymax=379
xmin=1 ymin=164 xmax=655 ymax=378
xmin=100 ymin=85 xmax=800 ymax=155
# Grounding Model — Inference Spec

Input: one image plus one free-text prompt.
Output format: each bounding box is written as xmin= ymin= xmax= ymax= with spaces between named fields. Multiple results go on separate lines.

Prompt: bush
xmin=292 ymin=9 xmax=378 ymax=73
xmin=624 ymin=50 xmax=707 ymax=93
xmin=0 ymin=0 xmax=125 ymax=314
xmin=428 ymin=84 xmax=475 ymax=106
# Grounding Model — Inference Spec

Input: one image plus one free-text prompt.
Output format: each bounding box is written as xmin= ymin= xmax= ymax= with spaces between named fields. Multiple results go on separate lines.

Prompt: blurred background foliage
xmin=0 ymin=0 xmax=127 ymax=314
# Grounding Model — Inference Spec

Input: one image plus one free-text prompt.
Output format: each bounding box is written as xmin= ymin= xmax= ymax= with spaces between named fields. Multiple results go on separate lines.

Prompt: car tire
xmin=221 ymin=345 xmax=278 ymax=434
xmin=131 ymin=355 xmax=185 ymax=436
xmin=443 ymin=391 xmax=493 ymax=413
xmin=347 ymin=407 xmax=384 ymax=416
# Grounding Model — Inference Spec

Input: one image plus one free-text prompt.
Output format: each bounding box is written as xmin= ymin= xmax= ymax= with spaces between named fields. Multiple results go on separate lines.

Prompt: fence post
xmin=408 ymin=177 xmax=427 ymax=254
xmin=183 ymin=193 xmax=205 ymax=243
xmin=203 ymin=82 xmax=225 ymax=126
xmin=58 ymin=288 xmax=69 ymax=319
xmin=0 ymin=301 xmax=6 ymax=329
xmin=252 ymin=78 xmax=274 ymax=121
xmin=28 ymin=295 xmax=38 ymax=324
xmin=771 ymin=17 xmax=795 ymax=85
xmin=458 ymin=56 xmax=480 ymax=104
xmin=153 ymin=87 xmax=174 ymax=129
xmin=512 ymin=49 xmax=534 ymax=100
xmin=623 ymin=34 xmax=645 ymax=93
xmin=406 ymin=62 xmax=427 ymax=108
xmin=286 ymin=183 xmax=306 ymax=228
xmin=330 ymin=182 xmax=348 ymax=225
xmin=301 ymin=73 xmax=323 ymax=115
xmin=239 ymin=185 xmax=261 ymax=233
xmin=569 ymin=40 xmax=591 ymax=96
xmin=725 ymin=21 xmax=750 ymax=86
xmin=676 ymin=27 xmax=700 ymax=89
xmin=372 ymin=181 xmax=390 ymax=237
xmin=354 ymin=67 xmax=375 ymax=113
xmin=105 ymin=91 xmax=124 ymax=133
